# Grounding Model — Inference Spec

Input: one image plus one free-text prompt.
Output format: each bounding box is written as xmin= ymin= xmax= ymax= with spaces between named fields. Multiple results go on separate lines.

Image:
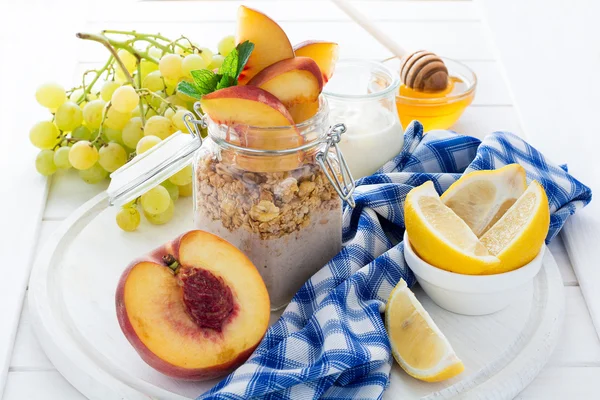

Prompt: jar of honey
xmin=384 ymin=57 xmax=477 ymax=132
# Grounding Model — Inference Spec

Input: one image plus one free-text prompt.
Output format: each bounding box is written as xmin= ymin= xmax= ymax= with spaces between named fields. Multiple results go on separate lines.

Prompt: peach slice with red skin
xmin=236 ymin=6 xmax=295 ymax=85
xmin=116 ymin=230 xmax=270 ymax=381
xmin=293 ymin=41 xmax=339 ymax=84
xmin=247 ymin=57 xmax=323 ymax=109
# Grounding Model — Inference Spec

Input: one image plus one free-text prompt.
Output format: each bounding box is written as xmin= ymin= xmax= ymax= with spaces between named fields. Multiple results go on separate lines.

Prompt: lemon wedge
xmin=405 ymin=181 xmax=500 ymax=275
xmin=441 ymin=164 xmax=527 ymax=237
xmin=479 ymin=180 xmax=549 ymax=273
xmin=385 ymin=279 xmax=464 ymax=382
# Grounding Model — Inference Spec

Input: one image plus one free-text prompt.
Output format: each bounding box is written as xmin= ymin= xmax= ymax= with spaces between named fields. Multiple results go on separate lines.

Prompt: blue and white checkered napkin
xmin=199 ymin=122 xmax=591 ymax=400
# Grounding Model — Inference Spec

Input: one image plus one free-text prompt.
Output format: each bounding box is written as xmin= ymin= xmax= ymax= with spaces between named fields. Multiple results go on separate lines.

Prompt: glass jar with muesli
xmin=192 ymin=97 xmax=354 ymax=310
xmin=106 ymin=97 xmax=354 ymax=311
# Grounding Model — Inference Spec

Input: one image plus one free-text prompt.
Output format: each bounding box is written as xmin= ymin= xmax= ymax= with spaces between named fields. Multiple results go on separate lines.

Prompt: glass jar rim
xmin=322 ymin=59 xmax=400 ymax=101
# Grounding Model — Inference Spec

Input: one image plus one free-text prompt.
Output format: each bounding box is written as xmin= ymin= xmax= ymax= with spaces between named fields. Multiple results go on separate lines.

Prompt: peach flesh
xmin=116 ymin=230 xmax=270 ymax=381
xmin=247 ymin=57 xmax=323 ymax=107
xmin=236 ymin=6 xmax=294 ymax=84
xmin=293 ymin=41 xmax=339 ymax=83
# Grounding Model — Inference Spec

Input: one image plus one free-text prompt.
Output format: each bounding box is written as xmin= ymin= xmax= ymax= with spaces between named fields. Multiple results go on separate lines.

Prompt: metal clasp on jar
xmin=182 ymin=102 xmax=208 ymax=143
xmin=316 ymin=123 xmax=356 ymax=208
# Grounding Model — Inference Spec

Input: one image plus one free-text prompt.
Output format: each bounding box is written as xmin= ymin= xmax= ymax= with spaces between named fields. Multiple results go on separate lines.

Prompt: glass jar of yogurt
xmin=324 ymin=60 xmax=403 ymax=179
xmin=107 ymin=96 xmax=354 ymax=311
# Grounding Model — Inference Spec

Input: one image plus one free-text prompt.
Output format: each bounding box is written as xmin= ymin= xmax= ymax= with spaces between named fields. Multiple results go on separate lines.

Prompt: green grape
xmin=163 ymin=78 xmax=178 ymax=95
xmin=148 ymin=46 xmax=162 ymax=60
xmin=104 ymin=107 xmax=131 ymax=130
xmin=144 ymin=199 xmax=175 ymax=225
xmin=70 ymin=88 xmax=84 ymax=103
xmin=149 ymin=90 xmax=165 ymax=109
xmin=116 ymin=206 xmax=141 ymax=232
xmin=117 ymin=49 xmax=137 ymax=73
xmin=35 ymin=150 xmax=57 ymax=176
xmin=208 ymin=54 xmax=225 ymax=70
xmin=160 ymin=180 xmax=180 ymax=201
xmin=115 ymin=67 xmax=128 ymax=83
xmin=104 ymin=127 xmax=123 ymax=144
xmin=71 ymin=125 xmax=92 ymax=141
xmin=161 ymin=95 xmax=187 ymax=112
xmin=100 ymin=81 xmax=121 ymax=102
xmin=178 ymin=182 xmax=193 ymax=197
xmin=144 ymin=115 xmax=174 ymax=140
xmin=82 ymin=99 xmax=106 ymax=130
xmin=36 ymin=83 xmax=66 ymax=109
xmin=172 ymin=109 xmax=191 ymax=133
xmin=99 ymin=142 xmax=127 ymax=172
xmin=78 ymin=162 xmax=108 ymax=184
xmin=69 ymin=141 xmax=99 ymax=170
xmin=53 ymin=147 xmax=72 ymax=169
xmin=158 ymin=54 xmax=183 ymax=81
xmin=218 ymin=35 xmax=236 ymax=56
xmin=122 ymin=117 xmax=144 ymax=149
xmin=142 ymin=70 xmax=165 ymax=92
xmin=111 ymin=85 xmax=139 ymax=114
xmin=164 ymin=107 xmax=176 ymax=120
xmin=146 ymin=107 xmax=158 ymax=119
xmin=181 ymin=54 xmax=209 ymax=77
xmin=168 ymin=164 xmax=192 ymax=186
xmin=140 ymin=59 xmax=158 ymax=80
xmin=55 ymin=102 xmax=83 ymax=132
xmin=30 ymin=121 xmax=59 ymax=149
xmin=141 ymin=185 xmax=171 ymax=214
xmin=175 ymin=89 xmax=196 ymax=103
xmin=136 ymin=135 xmax=161 ymax=154
xmin=197 ymin=48 xmax=214 ymax=66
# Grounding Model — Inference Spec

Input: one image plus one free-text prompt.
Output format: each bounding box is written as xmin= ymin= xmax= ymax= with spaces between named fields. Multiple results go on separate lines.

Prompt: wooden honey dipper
xmin=332 ymin=0 xmax=449 ymax=91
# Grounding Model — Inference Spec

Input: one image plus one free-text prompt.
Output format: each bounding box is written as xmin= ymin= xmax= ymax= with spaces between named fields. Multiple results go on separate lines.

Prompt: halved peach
xmin=236 ymin=6 xmax=295 ymax=84
xmin=247 ymin=57 xmax=323 ymax=108
xmin=293 ymin=41 xmax=339 ymax=83
xmin=116 ymin=230 xmax=270 ymax=381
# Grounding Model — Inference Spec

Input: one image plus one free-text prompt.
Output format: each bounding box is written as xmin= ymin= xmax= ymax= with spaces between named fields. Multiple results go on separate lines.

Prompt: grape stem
xmin=73 ymin=57 xmax=114 ymax=105
xmin=77 ymin=33 xmax=135 ymax=85
xmin=101 ymin=30 xmax=189 ymax=54
xmin=94 ymin=102 xmax=112 ymax=146
xmin=136 ymin=63 xmax=146 ymax=125
xmin=137 ymin=89 xmax=177 ymax=112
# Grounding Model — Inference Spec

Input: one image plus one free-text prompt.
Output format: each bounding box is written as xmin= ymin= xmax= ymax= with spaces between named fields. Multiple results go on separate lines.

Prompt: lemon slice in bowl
xmin=385 ymin=279 xmax=464 ymax=382
xmin=479 ymin=181 xmax=550 ymax=274
xmin=441 ymin=164 xmax=527 ymax=237
xmin=405 ymin=181 xmax=500 ymax=275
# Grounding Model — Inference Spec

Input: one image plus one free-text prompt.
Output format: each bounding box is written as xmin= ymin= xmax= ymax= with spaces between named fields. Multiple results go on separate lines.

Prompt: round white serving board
xmin=28 ymin=192 xmax=565 ymax=400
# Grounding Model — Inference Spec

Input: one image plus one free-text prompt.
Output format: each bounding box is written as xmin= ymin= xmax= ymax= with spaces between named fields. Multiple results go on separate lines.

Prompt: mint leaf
xmin=235 ymin=41 xmax=254 ymax=79
xmin=219 ymin=48 xmax=239 ymax=79
xmin=190 ymin=69 xmax=219 ymax=95
xmin=216 ymin=74 xmax=235 ymax=90
xmin=177 ymin=81 xmax=202 ymax=99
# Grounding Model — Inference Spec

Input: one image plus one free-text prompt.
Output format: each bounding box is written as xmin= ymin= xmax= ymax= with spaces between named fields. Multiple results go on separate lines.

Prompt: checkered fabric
xmin=199 ymin=122 xmax=591 ymax=400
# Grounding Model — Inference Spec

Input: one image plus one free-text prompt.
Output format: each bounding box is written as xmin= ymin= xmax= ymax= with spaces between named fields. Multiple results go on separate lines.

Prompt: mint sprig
xmin=176 ymin=41 xmax=254 ymax=100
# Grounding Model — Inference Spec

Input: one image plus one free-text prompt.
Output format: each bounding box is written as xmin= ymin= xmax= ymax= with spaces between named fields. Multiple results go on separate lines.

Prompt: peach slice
xmin=247 ymin=57 xmax=323 ymax=108
xmin=200 ymin=85 xmax=294 ymax=128
xmin=293 ymin=41 xmax=339 ymax=83
xmin=116 ymin=230 xmax=270 ymax=381
xmin=236 ymin=6 xmax=295 ymax=85
xmin=288 ymin=101 xmax=320 ymax=124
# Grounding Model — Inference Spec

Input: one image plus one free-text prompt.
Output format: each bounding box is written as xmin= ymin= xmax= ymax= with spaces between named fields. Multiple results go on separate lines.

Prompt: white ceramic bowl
xmin=403 ymin=231 xmax=545 ymax=316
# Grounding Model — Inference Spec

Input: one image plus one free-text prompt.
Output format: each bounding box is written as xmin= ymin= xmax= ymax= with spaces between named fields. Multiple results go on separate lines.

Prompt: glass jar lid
xmin=106 ymin=112 xmax=204 ymax=207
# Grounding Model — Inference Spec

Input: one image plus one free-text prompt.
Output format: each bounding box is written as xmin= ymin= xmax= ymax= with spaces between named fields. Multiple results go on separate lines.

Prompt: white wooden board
xmin=28 ymin=193 xmax=564 ymax=399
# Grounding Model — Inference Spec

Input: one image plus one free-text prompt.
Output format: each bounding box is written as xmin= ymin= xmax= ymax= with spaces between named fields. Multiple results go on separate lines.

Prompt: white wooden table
xmin=2 ymin=0 xmax=599 ymax=398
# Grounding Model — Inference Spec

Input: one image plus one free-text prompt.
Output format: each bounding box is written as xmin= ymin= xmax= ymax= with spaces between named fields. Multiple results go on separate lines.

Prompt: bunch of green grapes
xmin=30 ymin=31 xmax=236 ymax=232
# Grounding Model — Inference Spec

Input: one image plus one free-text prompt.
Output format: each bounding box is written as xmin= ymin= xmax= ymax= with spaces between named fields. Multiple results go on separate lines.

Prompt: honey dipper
xmin=332 ymin=0 xmax=449 ymax=91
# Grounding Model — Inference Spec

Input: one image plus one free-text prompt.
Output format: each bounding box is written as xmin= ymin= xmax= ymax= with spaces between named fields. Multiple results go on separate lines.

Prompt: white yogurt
xmin=331 ymin=102 xmax=404 ymax=179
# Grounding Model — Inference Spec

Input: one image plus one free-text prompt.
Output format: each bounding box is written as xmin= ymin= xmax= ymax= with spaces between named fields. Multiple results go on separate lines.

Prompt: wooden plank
xmin=0 ymin=2 xmax=85 ymax=395
xmin=549 ymin=287 xmax=600 ymax=366
xmin=4 ymin=371 xmax=85 ymax=400
xmin=515 ymin=367 xmax=600 ymax=399
xmin=479 ymin=0 xmax=600 ymax=340
xmin=87 ymin=1 xmax=479 ymax=22
xmin=77 ymin=20 xmax=493 ymax=61
xmin=43 ymin=170 xmax=107 ymax=221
